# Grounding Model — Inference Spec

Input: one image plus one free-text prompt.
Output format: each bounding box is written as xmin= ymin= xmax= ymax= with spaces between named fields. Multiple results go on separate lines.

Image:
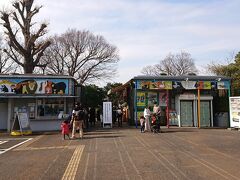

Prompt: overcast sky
xmin=0 ymin=0 xmax=240 ymax=86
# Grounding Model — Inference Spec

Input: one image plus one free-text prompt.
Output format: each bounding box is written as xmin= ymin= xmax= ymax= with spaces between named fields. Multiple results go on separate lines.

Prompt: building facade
xmin=112 ymin=75 xmax=231 ymax=128
xmin=0 ymin=74 xmax=79 ymax=132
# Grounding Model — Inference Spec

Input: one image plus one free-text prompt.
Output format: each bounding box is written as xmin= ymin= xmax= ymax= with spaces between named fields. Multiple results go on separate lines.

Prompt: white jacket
xmin=144 ymin=108 xmax=151 ymax=118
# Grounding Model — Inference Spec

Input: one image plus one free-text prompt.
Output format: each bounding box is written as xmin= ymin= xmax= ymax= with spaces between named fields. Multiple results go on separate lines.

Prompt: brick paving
xmin=0 ymin=125 xmax=240 ymax=180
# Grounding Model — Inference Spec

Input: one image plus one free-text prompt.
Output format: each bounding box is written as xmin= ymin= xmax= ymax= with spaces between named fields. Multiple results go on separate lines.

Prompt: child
xmin=61 ymin=120 xmax=70 ymax=140
xmin=140 ymin=116 xmax=145 ymax=133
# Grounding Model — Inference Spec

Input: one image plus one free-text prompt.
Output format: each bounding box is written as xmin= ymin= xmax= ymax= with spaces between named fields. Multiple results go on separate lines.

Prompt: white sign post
xmin=103 ymin=102 xmax=112 ymax=128
xmin=229 ymin=97 xmax=240 ymax=128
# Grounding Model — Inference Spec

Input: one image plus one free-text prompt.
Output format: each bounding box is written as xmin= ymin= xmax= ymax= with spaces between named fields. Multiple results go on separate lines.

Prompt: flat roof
xmin=0 ymin=73 xmax=74 ymax=79
xmin=132 ymin=75 xmax=231 ymax=81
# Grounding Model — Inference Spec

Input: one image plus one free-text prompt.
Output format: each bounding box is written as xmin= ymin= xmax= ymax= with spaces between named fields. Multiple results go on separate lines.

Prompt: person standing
xmin=139 ymin=116 xmax=145 ymax=133
xmin=153 ymin=103 xmax=161 ymax=132
xmin=89 ymin=107 xmax=96 ymax=127
xmin=70 ymin=102 xmax=84 ymax=139
xmin=61 ymin=120 xmax=70 ymax=140
xmin=144 ymin=106 xmax=151 ymax=131
xmin=117 ymin=106 xmax=123 ymax=127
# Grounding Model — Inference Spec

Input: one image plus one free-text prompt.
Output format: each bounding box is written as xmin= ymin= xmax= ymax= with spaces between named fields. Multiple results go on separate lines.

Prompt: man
xmin=153 ymin=103 xmax=161 ymax=132
xmin=117 ymin=106 xmax=122 ymax=127
xmin=70 ymin=102 xmax=84 ymax=139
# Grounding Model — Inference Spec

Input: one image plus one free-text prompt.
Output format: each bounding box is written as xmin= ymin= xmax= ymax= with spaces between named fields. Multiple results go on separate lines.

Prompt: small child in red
xmin=61 ymin=120 xmax=70 ymax=140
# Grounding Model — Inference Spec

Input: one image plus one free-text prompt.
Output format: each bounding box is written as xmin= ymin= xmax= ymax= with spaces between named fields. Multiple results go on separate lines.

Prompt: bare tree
xmin=0 ymin=0 xmax=51 ymax=73
xmin=43 ymin=29 xmax=119 ymax=85
xmin=0 ymin=36 xmax=18 ymax=73
xmin=141 ymin=51 xmax=197 ymax=76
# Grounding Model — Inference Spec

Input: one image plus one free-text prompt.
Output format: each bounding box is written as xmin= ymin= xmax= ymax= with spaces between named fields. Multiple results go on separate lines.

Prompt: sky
xmin=0 ymin=0 xmax=240 ymax=86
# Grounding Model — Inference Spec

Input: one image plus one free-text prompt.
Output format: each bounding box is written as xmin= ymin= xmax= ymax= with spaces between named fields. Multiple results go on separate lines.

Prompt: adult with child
xmin=70 ymin=102 xmax=85 ymax=139
xmin=144 ymin=106 xmax=151 ymax=132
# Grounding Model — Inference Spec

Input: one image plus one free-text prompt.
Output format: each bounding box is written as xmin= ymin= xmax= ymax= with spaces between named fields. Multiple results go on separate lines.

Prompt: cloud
xmin=0 ymin=0 xmax=240 ymax=86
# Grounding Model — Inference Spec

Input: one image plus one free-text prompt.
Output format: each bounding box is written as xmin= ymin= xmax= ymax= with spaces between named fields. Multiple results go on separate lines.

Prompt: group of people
xmin=140 ymin=103 xmax=161 ymax=133
xmin=112 ymin=106 xmax=123 ymax=127
xmin=61 ymin=102 xmax=101 ymax=140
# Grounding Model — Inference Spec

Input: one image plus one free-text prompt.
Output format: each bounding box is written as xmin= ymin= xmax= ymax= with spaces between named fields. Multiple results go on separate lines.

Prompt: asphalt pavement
xmin=0 ymin=124 xmax=240 ymax=180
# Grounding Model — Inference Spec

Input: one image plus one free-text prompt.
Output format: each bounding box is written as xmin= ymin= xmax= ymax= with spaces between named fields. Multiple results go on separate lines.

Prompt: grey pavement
xmin=0 ymin=125 xmax=240 ymax=180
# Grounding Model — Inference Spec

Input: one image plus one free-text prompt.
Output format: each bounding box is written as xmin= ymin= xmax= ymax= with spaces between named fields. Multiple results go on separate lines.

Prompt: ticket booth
xmin=0 ymin=74 xmax=79 ymax=132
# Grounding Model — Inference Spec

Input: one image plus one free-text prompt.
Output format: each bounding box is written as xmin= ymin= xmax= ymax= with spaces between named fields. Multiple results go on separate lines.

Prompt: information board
xmin=103 ymin=102 xmax=112 ymax=128
xmin=11 ymin=112 xmax=32 ymax=135
xmin=229 ymin=97 xmax=240 ymax=128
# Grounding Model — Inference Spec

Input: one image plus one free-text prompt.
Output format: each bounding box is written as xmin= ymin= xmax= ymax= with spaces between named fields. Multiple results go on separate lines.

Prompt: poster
xmin=137 ymin=111 xmax=144 ymax=121
xmin=169 ymin=110 xmax=178 ymax=125
xmin=159 ymin=92 xmax=167 ymax=106
xmin=148 ymin=92 xmax=157 ymax=106
xmin=229 ymin=97 xmax=240 ymax=128
xmin=137 ymin=92 xmax=146 ymax=106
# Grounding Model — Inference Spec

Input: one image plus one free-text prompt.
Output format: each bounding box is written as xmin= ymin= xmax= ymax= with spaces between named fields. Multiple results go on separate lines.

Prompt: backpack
xmin=78 ymin=110 xmax=85 ymax=120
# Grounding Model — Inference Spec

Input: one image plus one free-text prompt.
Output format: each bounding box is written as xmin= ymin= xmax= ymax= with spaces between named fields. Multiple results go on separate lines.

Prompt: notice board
xmin=11 ymin=112 xmax=32 ymax=135
xmin=229 ymin=97 xmax=240 ymax=128
xmin=103 ymin=102 xmax=112 ymax=128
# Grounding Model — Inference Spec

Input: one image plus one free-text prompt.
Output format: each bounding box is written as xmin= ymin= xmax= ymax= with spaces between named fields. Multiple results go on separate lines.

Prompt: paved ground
xmin=0 ymin=126 xmax=240 ymax=180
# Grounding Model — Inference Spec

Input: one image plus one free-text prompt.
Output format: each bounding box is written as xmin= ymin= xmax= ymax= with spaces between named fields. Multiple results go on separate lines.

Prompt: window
xmin=37 ymin=98 xmax=64 ymax=117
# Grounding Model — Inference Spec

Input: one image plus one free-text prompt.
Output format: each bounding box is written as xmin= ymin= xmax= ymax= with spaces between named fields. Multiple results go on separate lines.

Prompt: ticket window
xmin=37 ymin=98 xmax=64 ymax=118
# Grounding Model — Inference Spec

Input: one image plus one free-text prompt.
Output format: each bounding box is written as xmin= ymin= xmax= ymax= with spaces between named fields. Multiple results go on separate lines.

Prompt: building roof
xmin=0 ymin=73 xmax=74 ymax=79
xmin=132 ymin=75 xmax=231 ymax=81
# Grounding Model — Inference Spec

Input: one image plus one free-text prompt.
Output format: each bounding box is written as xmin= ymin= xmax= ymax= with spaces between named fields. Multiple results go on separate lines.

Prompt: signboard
xmin=136 ymin=80 xmax=172 ymax=90
xmin=11 ymin=112 xmax=32 ymax=135
xmin=229 ymin=97 xmax=240 ymax=128
xmin=0 ymin=78 xmax=69 ymax=95
xmin=103 ymin=102 xmax=112 ymax=128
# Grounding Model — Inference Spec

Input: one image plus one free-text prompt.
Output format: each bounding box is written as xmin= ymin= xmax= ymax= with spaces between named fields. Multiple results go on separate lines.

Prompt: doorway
xmin=200 ymin=100 xmax=211 ymax=127
xmin=0 ymin=103 xmax=8 ymax=130
xmin=180 ymin=100 xmax=194 ymax=127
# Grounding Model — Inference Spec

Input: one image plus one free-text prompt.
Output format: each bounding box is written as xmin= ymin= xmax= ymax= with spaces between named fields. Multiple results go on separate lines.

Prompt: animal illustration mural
xmin=0 ymin=80 xmax=15 ymax=93
xmin=0 ymin=78 xmax=68 ymax=95
xmin=45 ymin=81 xmax=53 ymax=94
xmin=13 ymin=80 xmax=38 ymax=94
xmin=172 ymin=81 xmax=183 ymax=89
xmin=52 ymin=82 xmax=66 ymax=94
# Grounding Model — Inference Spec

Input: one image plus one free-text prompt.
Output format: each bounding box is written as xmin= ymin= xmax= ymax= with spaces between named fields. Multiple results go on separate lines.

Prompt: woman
xmin=143 ymin=106 xmax=151 ymax=131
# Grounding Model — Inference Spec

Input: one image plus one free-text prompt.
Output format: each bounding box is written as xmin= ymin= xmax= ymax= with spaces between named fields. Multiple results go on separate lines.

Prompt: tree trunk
xmin=23 ymin=58 xmax=34 ymax=73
